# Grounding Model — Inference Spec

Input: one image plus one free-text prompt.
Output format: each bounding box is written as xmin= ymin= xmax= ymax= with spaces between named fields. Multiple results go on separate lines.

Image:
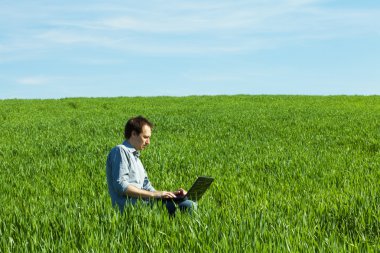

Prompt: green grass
xmin=0 ymin=95 xmax=379 ymax=252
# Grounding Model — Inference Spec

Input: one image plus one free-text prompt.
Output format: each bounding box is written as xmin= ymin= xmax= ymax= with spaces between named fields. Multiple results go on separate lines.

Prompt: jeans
xmin=161 ymin=198 xmax=197 ymax=217
xmin=119 ymin=197 xmax=197 ymax=216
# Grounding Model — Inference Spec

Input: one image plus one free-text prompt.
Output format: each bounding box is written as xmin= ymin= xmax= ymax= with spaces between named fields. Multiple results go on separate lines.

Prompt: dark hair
xmin=124 ymin=116 xmax=154 ymax=139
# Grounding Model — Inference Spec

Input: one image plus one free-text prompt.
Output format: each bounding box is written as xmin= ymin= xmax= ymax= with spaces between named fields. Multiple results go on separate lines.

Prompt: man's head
xmin=124 ymin=116 xmax=154 ymax=151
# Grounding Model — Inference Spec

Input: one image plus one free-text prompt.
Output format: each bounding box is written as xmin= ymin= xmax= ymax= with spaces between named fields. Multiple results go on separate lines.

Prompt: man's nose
xmin=146 ymin=138 xmax=150 ymax=145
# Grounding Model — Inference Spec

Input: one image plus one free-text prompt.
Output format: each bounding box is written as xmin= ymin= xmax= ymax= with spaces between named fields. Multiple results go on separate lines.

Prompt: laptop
xmin=175 ymin=176 xmax=214 ymax=202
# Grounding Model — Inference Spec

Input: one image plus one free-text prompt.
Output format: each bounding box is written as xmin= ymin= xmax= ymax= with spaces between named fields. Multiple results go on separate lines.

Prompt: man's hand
xmin=153 ymin=191 xmax=177 ymax=199
xmin=173 ymin=188 xmax=187 ymax=197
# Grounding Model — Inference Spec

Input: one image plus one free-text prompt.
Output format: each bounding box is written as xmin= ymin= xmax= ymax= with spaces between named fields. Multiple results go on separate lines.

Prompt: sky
xmin=0 ymin=0 xmax=379 ymax=99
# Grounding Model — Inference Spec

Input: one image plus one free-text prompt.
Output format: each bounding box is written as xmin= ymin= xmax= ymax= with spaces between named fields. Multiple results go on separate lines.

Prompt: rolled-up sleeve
xmin=107 ymin=146 xmax=131 ymax=195
xmin=142 ymin=176 xmax=156 ymax=192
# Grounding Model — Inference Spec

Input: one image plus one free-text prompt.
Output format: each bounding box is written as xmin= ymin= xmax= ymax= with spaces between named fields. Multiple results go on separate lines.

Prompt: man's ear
xmin=131 ymin=130 xmax=138 ymax=137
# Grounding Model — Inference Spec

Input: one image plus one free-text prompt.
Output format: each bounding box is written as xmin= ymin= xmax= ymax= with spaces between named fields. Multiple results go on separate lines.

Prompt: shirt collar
xmin=122 ymin=140 xmax=140 ymax=158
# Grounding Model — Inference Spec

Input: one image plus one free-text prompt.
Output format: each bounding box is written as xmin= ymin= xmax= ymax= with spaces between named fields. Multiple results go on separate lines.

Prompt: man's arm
xmin=108 ymin=147 xmax=130 ymax=196
xmin=125 ymin=185 xmax=177 ymax=199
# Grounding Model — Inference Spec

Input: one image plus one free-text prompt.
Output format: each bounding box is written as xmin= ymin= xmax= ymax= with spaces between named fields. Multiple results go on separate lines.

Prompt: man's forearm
xmin=125 ymin=185 xmax=177 ymax=199
xmin=125 ymin=185 xmax=156 ymax=198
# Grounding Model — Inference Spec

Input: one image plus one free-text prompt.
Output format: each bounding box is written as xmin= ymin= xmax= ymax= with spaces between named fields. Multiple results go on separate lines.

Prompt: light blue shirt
xmin=106 ymin=140 xmax=155 ymax=211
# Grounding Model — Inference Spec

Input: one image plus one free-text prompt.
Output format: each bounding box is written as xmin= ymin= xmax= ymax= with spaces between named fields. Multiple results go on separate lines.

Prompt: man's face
xmin=130 ymin=124 xmax=151 ymax=151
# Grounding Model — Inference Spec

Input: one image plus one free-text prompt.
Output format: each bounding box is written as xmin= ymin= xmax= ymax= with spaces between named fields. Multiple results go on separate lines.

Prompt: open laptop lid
xmin=184 ymin=176 xmax=214 ymax=201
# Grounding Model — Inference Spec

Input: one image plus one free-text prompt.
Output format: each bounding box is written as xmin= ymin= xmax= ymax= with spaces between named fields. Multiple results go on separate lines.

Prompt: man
xmin=106 ymin=115 xmax=196 ymax=216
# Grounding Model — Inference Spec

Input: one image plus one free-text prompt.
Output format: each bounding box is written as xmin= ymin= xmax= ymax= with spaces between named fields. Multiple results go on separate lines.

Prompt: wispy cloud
xmin=16 ymin=76 xmax=50 ymax=86
xmin=37 ymin=30 xmax=113 ymax=45
xmin=84 ymin=1 xmax=380 ymax=35
xmin=1 ymin=0 xmax=380 ymax=57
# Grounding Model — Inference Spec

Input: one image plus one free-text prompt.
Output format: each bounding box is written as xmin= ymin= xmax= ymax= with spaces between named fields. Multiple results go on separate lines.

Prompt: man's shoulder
xmin=107 ymin=144 xmax=132 ymax=164
xmin=110 ymin=143 xmax=134 ymax=155
xmin=111 ymin=144 xmax=127 ymax=152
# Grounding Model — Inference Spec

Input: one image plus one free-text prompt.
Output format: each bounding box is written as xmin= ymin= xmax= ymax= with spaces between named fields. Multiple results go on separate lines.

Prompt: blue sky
xmin=0 ymin=0 xmax=379 ymax=99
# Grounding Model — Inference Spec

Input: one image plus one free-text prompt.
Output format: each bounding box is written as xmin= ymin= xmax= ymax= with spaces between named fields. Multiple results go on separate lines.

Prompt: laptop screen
xmin=186 ymin=176 xmax=214 ymax=201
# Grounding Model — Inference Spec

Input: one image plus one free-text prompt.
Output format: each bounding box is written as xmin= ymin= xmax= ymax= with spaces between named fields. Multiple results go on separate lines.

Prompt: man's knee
xmin=178 ymin=200 xmax=197 ymax=213
xmin=164 ymin=199 xmax=197 ymax=216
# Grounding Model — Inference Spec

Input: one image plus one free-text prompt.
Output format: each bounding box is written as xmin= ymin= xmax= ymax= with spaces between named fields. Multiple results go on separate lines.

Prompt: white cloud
xmin=17 ymin=76 xmax=52 ymax=86
xmin=37 ymin=31 xmax=110 ymax=45
xmin=86 ymin=1 xmax=379 ymax=35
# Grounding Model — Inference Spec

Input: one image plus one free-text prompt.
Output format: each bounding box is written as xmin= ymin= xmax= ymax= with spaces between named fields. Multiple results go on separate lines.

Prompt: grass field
xmin=0 ymin=95 xmax=379 ymax=252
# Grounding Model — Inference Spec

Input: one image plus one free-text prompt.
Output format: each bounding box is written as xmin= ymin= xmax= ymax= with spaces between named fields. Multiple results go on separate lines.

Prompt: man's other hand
xmin=173 ymin=188 xmax=187 ymax=197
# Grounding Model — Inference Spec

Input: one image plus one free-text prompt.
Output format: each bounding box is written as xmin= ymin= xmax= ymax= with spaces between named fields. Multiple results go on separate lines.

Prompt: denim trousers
xmin=160 ymin=198 xmax=197 ymax=217
xmin=121 ymin=197 xmax=197 ymax=216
